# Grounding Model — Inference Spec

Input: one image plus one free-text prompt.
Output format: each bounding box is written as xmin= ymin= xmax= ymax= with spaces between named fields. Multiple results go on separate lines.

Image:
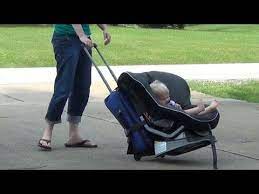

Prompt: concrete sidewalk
xmin=0 ymin=82 xmax=259 ymax=170
xmin=0 ymin=63 xmax=259 ymax=84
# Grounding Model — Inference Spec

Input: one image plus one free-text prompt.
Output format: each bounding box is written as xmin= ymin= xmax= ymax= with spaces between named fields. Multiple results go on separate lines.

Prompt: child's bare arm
xmin=184 ymin=107 xmax=201 ymax=115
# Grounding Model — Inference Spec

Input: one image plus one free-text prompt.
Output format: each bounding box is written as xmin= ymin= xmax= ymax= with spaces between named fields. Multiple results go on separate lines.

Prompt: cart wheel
xmin=134 ymin=154 xmax=142 ymax=161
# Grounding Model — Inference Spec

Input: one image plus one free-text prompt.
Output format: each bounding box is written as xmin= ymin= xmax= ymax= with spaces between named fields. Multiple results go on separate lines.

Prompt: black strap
xmin=129 ymin=121 xmax=146 ymax=132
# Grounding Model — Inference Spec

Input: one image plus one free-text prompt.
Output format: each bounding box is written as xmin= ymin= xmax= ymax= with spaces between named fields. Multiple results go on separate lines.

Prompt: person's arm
xmin=97 ymin=24 xmax=111 ymax=45
xmin=72 ymin=24 xmax=93 ymax=47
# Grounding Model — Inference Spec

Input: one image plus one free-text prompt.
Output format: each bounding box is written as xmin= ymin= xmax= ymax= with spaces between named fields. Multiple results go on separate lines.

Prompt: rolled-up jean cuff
xmin=45 ymin=117 xmax=62 ymax=125
xmin=67 ymin=114 xmax=81 ymax=124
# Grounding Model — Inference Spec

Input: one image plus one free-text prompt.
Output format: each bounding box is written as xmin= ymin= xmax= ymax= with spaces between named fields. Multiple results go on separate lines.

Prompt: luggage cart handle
xmin=93 ymin=43 xmax=118 ymax=83
xmin=82 ymin=43 xmax=117 ymax=94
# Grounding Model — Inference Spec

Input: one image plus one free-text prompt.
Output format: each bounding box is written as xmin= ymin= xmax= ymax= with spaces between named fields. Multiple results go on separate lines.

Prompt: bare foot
xmin=66 ymin=123 xmax=97 ymax=147
xmin=202 ymin=100 xmax=219 ymax=114
xmin=38 ymin=139 xmax=51 ymax=150
xmin=197 ymin=99 xmax=205 ymax=112
xmin=209 ymin=100 xmax=219 ymax=110
xmin=39 ymin=138 xmax=51 ymax=146
xmin=38 ymin=127 xmax=53 ymax=150
xmin=65 ymin=135 xmax=97 ymax=148
xmin=66 ymin=135 xmax=84 ymax=145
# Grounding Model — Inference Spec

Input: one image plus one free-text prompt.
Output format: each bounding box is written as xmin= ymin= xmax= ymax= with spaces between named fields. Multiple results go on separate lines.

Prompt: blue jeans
xmin=45 ymin=35 xmax=92 ymax=124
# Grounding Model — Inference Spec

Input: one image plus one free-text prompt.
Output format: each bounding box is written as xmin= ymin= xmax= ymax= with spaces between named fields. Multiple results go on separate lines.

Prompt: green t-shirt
xmin=53 ymin=24 xmax=91 ymax=37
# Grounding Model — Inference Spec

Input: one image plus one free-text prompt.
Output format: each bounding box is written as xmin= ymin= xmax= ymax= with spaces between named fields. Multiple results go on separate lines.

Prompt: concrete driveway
xmin=0 ymin=80 xmax=258 ymax=170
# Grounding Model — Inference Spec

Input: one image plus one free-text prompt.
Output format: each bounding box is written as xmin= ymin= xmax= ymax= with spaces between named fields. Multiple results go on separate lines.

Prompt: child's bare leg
xmin=198 ymin=100 xmax=219 ymax=115
xmin=184 ymin=100 xmax=205 ymax=115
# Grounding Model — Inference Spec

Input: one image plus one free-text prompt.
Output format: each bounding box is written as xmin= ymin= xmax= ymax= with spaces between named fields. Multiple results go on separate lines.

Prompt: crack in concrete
xmin=8 ymin=165 xmax=48 ymax=170
xmin=69 ymin=111 xmax=259 ymax=162
xmin=0 ymin=93 xmax=24 ymax=102
xmin=207 ymin=147 xmax=259 ymax=161
xmin=63 ymin=110 xmax=120 ymax=125
xmin=240 ymin=140 xmax=256 ymax=143
xmin=85 ymin=115 xmax=119 ymax=125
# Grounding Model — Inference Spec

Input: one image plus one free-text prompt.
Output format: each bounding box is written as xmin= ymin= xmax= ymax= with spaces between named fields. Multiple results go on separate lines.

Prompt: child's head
xmin=150 ymin=80 xmax=170 ymax=106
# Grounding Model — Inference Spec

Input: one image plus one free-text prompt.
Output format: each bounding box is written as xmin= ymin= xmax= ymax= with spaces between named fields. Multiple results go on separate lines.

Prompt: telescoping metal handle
xmin=93 ymin=43 xmax=118 ymax=83
xmin=82 ymin=43 xmax=117 ymax=94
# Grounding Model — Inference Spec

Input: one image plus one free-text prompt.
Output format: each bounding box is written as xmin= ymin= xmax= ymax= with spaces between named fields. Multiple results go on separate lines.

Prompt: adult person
xmin=38 ymin=24 xmax=111 ymax=150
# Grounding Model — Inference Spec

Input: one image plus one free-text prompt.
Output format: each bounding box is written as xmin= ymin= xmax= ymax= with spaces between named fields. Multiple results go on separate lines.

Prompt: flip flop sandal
xmin=38 ymin=139 xmax=52 ymax=150
xmin=64 ymin=139 xmax=98 ymax=148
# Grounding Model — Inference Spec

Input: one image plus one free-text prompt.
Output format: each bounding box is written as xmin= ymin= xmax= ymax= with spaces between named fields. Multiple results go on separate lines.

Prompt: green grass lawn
xmin=188 ymin=80 xmax=259 ymax=103
xmin=1 ymin=24 xmax=258 ymax=103
xmin=1 ymin=24 xmax=259 ymax=67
